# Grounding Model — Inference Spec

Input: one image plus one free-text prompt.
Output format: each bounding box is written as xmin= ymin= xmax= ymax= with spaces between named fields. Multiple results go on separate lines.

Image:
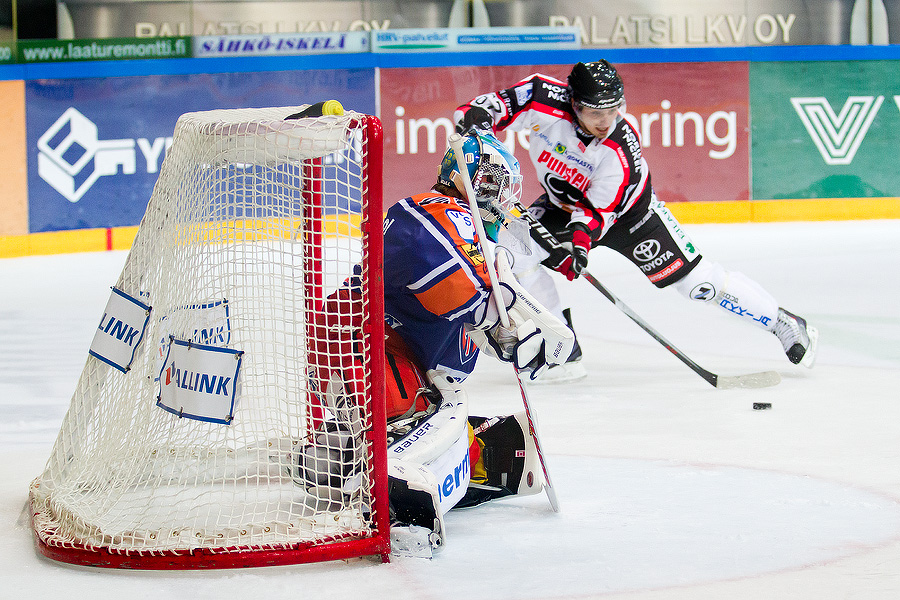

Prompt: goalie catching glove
xmin=467 ymin=251 xmax=575 ymax=380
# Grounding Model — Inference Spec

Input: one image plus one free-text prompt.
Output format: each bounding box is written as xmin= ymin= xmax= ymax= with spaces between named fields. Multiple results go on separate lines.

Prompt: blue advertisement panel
xmin=26 ymin=69 xmax=375 ymax=232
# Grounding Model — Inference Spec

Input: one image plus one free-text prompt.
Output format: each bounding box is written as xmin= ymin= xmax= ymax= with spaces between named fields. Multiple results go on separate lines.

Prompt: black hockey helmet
xmin=567 ymin=60 xmax=624 ymax=110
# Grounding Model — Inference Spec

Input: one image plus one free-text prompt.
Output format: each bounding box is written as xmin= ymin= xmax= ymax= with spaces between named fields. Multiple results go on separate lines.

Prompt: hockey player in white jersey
xmin=455 ymin=60 xmax=818 ymax=382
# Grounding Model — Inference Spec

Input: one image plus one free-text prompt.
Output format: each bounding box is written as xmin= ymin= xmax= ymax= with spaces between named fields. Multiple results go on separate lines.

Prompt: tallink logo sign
xmin=791 ymin=95 xmax=900 ymax=165
xmin=37 ymin=107 xmax=172 ymax=202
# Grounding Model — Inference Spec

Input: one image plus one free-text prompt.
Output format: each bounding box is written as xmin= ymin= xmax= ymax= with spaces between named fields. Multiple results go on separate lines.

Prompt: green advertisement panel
xmin=17 ymin=37 xmax=191 ymax=63
xmin=751 ymin=60 xmax=900 ymax=199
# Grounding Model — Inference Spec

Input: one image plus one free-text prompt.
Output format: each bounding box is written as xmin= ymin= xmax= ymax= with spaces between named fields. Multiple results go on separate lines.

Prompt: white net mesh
xmin=29 ymin=107 xmax=385 ymax=565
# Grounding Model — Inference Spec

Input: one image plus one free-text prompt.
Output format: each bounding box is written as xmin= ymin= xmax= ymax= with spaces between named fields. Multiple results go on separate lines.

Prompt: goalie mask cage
xmin=28 ymin=107 xmax=389 ymax=568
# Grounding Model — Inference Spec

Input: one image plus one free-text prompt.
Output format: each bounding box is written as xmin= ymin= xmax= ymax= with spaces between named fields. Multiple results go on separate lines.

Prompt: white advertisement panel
xmin=89 ymin=287 xmax=151 ymax=373
xmin=157 ymin=338 xmax=243 ymax=425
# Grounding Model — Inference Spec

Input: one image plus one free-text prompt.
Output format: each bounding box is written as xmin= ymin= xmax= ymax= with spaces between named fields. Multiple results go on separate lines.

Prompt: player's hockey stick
xmin=510 ymin=199 xmax=780 ymax=390
xmin=448 ymin=133 xmax=561 ymax=512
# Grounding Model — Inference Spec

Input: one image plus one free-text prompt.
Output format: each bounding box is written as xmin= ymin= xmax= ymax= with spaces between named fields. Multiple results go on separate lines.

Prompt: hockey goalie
xmin=299 ymin=132 xmax=574 ymax=557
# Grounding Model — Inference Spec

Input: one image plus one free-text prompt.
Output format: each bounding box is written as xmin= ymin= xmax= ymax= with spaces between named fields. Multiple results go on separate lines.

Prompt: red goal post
xmin=29 ymin=107 xmax=389 ymax=568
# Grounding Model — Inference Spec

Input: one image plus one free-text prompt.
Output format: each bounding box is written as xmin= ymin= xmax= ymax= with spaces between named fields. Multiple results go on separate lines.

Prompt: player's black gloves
xmin=456 ymin=106 xmax=494 ymax=135
xmin=543 ymin=223 xmax=591 ymax=281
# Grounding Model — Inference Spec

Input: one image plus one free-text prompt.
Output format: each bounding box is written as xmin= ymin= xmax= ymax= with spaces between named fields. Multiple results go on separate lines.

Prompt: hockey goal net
xmin=29 ymin=106 xmax=388 ymax=568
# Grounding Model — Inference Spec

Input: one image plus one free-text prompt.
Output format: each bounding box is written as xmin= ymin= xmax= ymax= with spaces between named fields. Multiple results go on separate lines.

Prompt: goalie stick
xmin=510 ymin=199 xmax=781 ymax=390
xmin=448 ymin=133 xmax=561 ymax=512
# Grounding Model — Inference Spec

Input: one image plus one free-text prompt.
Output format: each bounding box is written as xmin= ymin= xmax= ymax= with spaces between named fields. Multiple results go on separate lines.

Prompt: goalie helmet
xmin=567 ymin=60 xmax=624 ymax=110
xmin=437 ymin=133 xmax=523 ymax=242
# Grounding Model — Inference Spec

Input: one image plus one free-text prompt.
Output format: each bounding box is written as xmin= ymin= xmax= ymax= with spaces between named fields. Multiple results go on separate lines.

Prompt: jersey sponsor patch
xmin=632 ymin=239 xmax=662 ymax=262
xmin=638 ymin=249 xmax=675 ymax=274
xmin=652 ymin=200 xmax=699 ymax=262
xmin=648 ymin=259 xmax=684 ymax=283
xmin=540 ymin=80 xmax=568 ymax=103
xmin=690 ymin=282 xmax=717 ymax=302
xmin=447 ymin=209 xmax=476 ymax=242
xmin=537 ymin=149 xmax=590 ymax=192
xmin=514 ymin=83 xmax=532 ymax=106
xmin=458 ymin=327 xmax=479 ymax=366
xmin=460 ymin=242 xmax=485 ymax=266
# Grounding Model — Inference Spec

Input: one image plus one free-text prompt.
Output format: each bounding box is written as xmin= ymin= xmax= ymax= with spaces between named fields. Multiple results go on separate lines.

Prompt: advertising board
xmin=53 ymin=0 xmax=900 ymax=47
xmin=26 ymin=69 xmax=375 ymax=232
xmin=379 ymin=61 xmax=748 ymax=209
xmin=751 ymin=60 xmax=900 ymax=199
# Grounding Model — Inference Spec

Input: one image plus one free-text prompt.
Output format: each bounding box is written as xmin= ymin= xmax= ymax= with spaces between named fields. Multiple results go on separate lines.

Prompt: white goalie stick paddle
xmin=448 ymin=133 xmax=561 ymax=512
xmin=510 ymin=199 xmax=781 ymax=390
xmin=514 ymin=375 xmax=561 ymax=511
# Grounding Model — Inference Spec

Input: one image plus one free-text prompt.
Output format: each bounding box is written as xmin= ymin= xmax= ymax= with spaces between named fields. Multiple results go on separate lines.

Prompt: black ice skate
xmin=773 ymin=308 xmax=818 ymax=368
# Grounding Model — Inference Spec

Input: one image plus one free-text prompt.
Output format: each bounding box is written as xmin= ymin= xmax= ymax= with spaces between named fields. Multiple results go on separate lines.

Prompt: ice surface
xmin=2 ymin=220 xmax=900 ymax=599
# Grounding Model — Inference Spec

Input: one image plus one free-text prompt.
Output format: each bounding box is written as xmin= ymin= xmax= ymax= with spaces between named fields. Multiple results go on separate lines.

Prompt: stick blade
xmin=715 ymin=370 xmax=781 ymax=389
xmin=516 ymin=374 xmax=561 ymax=512
xmin=544 ymin=480 xmax=561 ymax=513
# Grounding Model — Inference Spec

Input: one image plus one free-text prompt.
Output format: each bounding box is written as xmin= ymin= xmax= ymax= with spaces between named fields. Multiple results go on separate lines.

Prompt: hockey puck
xmin=752 ymin=402 xmax=772 ymax=410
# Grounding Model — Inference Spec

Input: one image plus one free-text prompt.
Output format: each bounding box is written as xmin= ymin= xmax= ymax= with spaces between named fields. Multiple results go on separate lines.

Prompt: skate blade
xmin=390 ymin=525 xmax=437 ymax=559
xmin=799 ymin=326 xmax=819 ymax=369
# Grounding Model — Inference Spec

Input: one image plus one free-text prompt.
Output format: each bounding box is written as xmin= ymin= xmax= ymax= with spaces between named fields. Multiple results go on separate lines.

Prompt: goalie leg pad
xmin=388 ymin=369 xmax=472 ymax=514
xmin=388 ymin=460 xmax=446 ymax=554
xmin=388 ymin=370 xmax=468 ymax=467
xmin=455 ymin=411 xmax=543 ymax=509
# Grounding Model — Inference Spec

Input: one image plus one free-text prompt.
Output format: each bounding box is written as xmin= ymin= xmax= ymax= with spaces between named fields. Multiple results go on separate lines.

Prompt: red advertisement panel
xmin=380 ymin=62 xmax=749 ymax=209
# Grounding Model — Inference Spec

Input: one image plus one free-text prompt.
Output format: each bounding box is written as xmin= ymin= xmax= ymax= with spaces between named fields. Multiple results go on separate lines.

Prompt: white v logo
xmin=790 ymin=96 xmax=883 ymax=165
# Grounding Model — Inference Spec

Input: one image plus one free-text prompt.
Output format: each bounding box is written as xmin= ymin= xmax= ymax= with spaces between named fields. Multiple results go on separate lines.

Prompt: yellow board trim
xmin=668 ymin=197 xmax=900 ymax=224
xmin=1 ymin=200 xmax=897 ymax=259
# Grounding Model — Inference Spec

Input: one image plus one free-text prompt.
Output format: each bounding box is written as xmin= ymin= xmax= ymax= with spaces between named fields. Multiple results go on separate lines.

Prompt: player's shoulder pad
xmin=496 ymin=73 xmax=567 ymax=115
xmin=408 ymin=192 xmax=469 ymax=215
xmin=394 ymin=193 xmax=479 ymax=248
xmin=513 ymin=72 xmax=566 ymax=88
xmin=603 ymin=114 xmax=642 ymax=150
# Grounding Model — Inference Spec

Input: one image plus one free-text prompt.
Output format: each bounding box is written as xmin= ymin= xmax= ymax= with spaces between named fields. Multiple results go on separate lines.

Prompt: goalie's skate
xmin=773 ymin=308 xmax=818 ymax=368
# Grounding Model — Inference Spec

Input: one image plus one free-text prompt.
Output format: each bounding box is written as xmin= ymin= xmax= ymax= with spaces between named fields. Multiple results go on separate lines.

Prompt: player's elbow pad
xmin=457 ymin=106 xmax=494 ymax=135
